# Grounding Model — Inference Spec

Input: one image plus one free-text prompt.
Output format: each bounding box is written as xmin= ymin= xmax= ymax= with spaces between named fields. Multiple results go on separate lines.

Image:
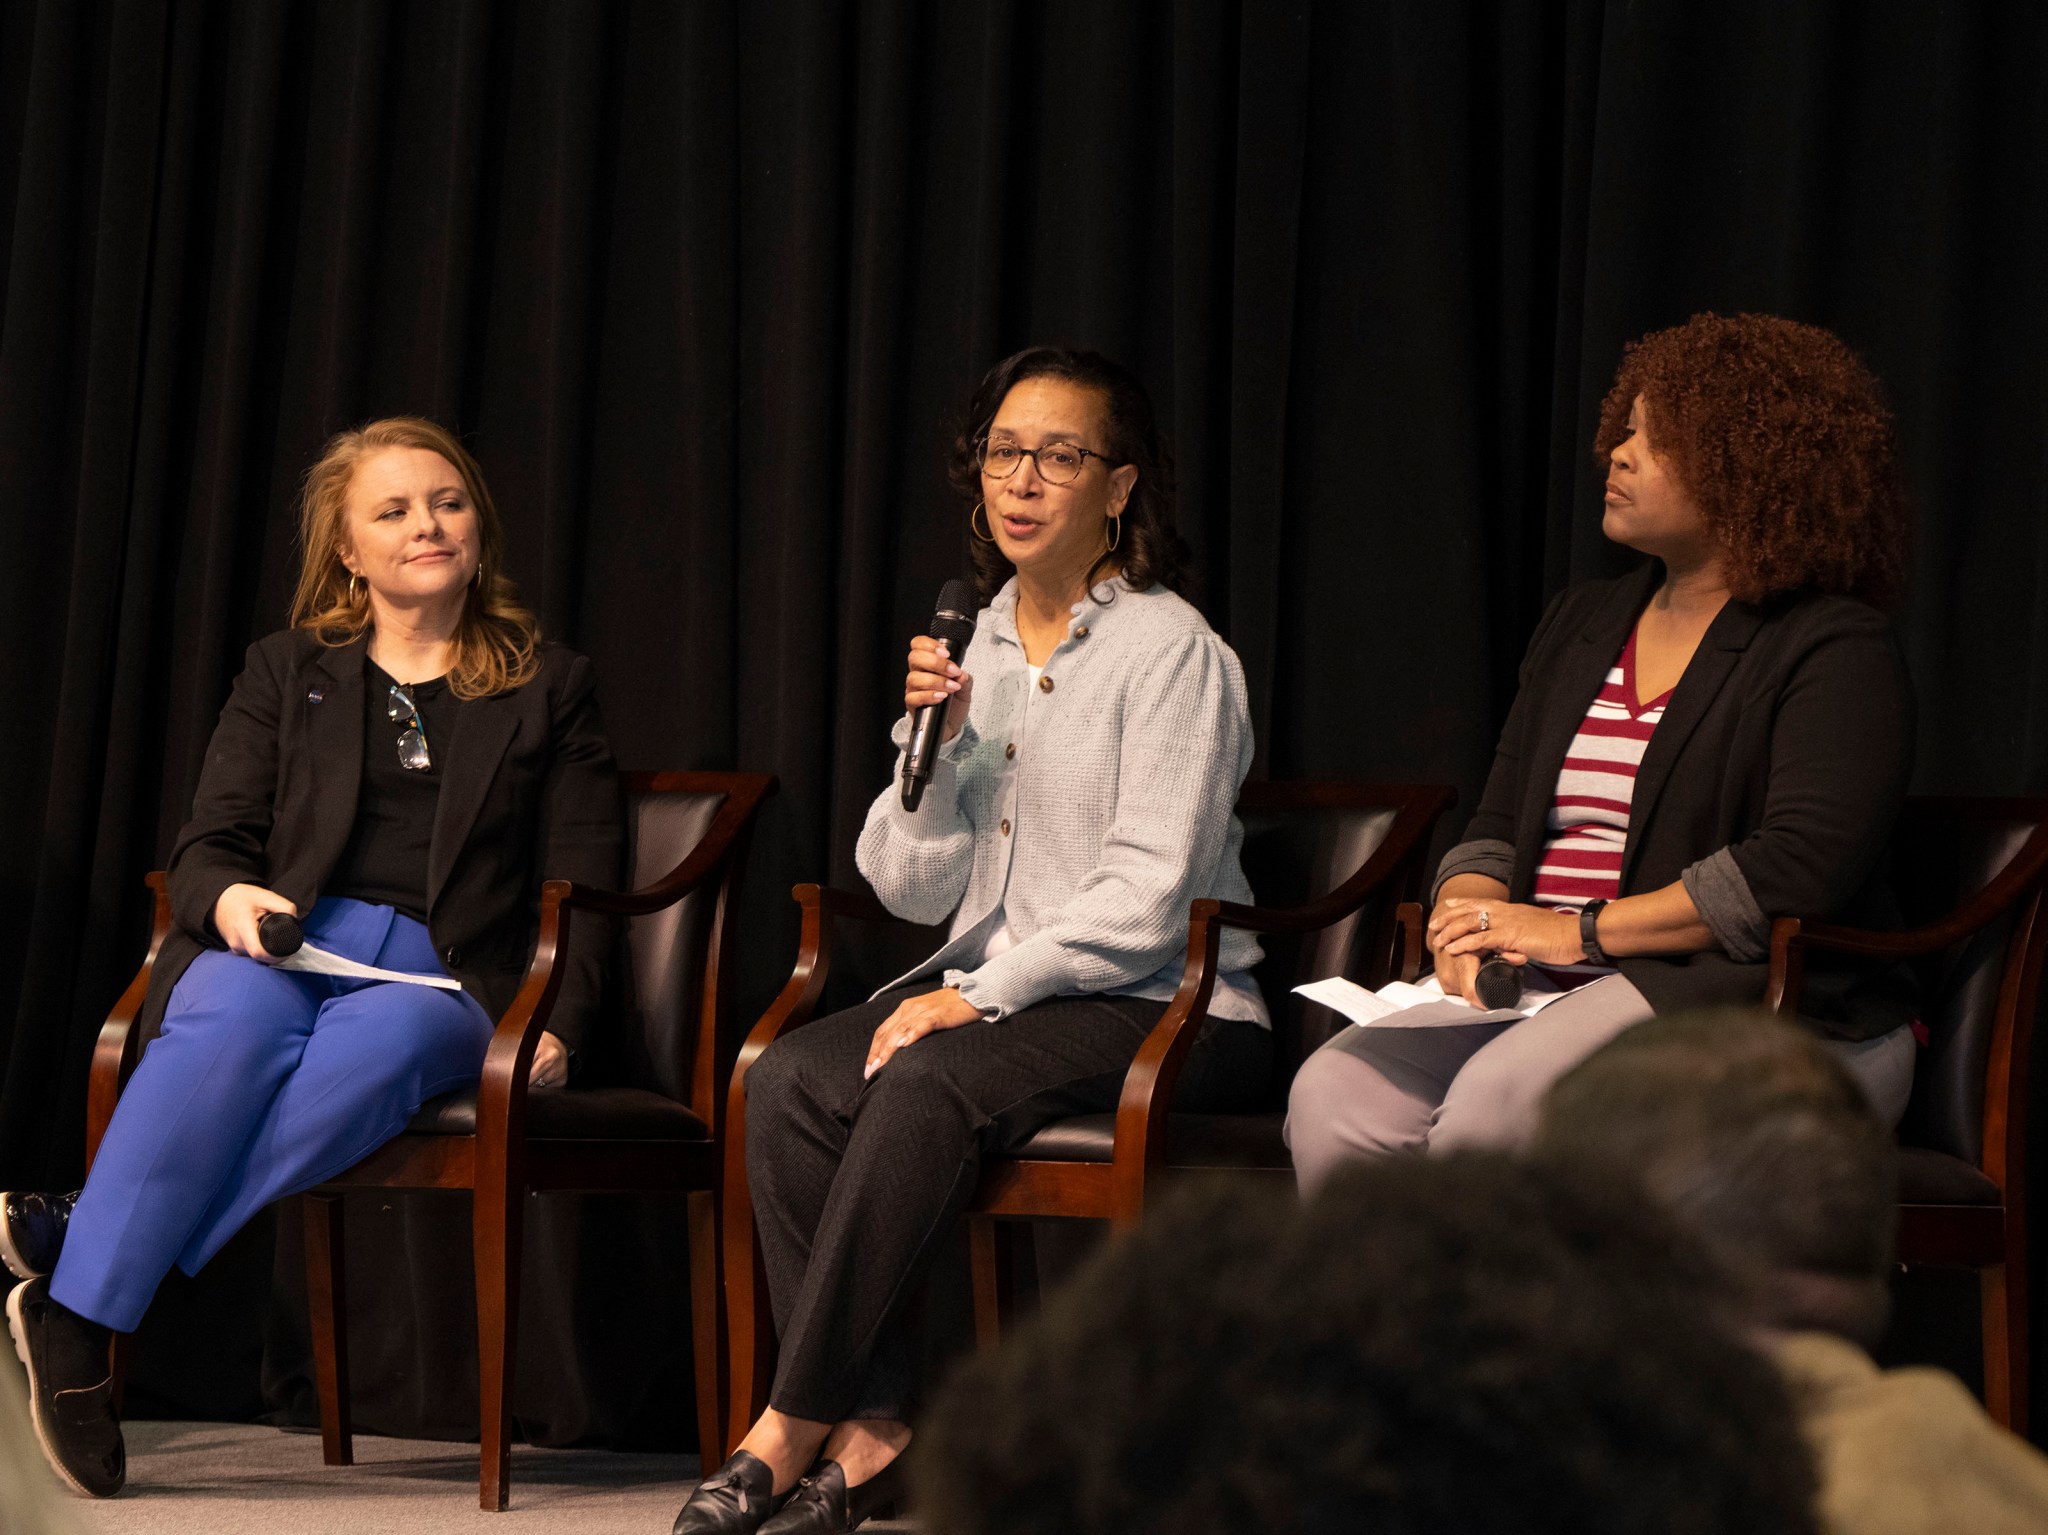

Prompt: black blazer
xmin=1457 ymin=563 xmax=1916 ymax=1039
xmin=142 ymin=630 xmax=622 ymax=1051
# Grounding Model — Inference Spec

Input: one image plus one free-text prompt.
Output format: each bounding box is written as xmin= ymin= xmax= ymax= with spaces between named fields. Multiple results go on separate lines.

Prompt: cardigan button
xmin=444 ymin=946 xmax=464 ymax=969
xmin=1000 ymin=819 xmax=1011 ymax=836
xmin=1005 ymin=742 xmax=1016 ymax=759
xmin=1074 ymin=625 xmax=1089 ymax=638
xmin=1037 ymin=674 xmax=1054 ymax=694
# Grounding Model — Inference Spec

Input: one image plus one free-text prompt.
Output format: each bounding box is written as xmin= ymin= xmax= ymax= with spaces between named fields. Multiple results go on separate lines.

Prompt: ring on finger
xmin=1477 ymin=908 xmax=1491 ymax=932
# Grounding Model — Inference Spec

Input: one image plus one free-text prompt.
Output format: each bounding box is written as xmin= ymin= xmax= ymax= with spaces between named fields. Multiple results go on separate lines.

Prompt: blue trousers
xmin=51 ymin=898 xmax=495 ymax=1333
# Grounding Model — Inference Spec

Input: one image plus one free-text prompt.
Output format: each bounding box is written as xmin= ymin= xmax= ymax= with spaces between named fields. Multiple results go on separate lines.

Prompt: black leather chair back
xmin=611 ymin=781 xmax=727 ymax=1105
xmin=1236 ymin=797 xmax=1410 ymax=1098
xmin=1894 ymin=802 xmax=2048 ymax=1165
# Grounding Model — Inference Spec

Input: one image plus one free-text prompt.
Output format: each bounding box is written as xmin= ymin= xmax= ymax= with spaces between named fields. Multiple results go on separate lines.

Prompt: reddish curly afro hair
xmin=1593 ymin=313 xmax=1908 ymax=606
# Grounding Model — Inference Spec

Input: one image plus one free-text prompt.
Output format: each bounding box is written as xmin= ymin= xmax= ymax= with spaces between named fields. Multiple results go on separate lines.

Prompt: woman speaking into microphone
xmin=677 ymin=349 xmax=1271 ymax=1535
xmin=3 ymin=418 xmax=619 ymax=1499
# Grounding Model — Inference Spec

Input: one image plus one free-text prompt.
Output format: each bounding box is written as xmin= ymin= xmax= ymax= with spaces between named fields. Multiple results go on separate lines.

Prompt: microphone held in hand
xmin=902 ymin=578 xmax=979 ymax=812
xmin=1474 ymin=951 xmax=1523 ymax=1011
xmin=258 ymin=912 xmax=304 ymax=958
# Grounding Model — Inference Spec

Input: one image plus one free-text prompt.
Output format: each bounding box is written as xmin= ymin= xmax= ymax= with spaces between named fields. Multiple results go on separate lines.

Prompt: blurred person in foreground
xmin=1533 ymin=1010 xmax=2048 ymax=1535
xmin=914 ymin=1155 xmax=1819 ymax=1535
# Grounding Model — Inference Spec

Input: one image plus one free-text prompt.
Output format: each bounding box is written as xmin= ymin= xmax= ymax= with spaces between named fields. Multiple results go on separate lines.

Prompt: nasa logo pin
xmin=308 ymin=687 xmax=326 ymax=704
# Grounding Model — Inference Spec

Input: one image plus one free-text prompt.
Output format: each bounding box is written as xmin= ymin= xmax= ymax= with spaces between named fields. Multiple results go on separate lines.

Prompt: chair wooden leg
xmin=969 ymin=1217 xmax=1013 ymax=1350
xmin=474 ymin=1179 xmax=525 ymax=1510
xmin=686 ymin=1189 xmax=726 ymax=1474
xmin=724 ymin=1212 xmax=775 ymax=1457
xmin=303 ymin=1193 xmax=353 ymax=1466
xmin=1981 ymin=1259 xmax=2029 ymax=1436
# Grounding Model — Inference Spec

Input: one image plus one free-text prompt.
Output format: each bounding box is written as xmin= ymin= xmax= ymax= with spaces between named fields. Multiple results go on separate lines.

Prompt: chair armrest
xmin=552 ymin=777 xmax=772 ymax=919
xmin=473 ymin=881 xmax=577 ymax=1174
xmin=87 ymin=873 xmax=174 ymax=1168
xmin=1104 ymin=795 xmax=1450 ymax=1216
xmin=1766 ymin=817 xmax=2048 ymax=1013
xmin=1108 ymin=900 xmax=1227 ymax=1223
xmin=1394 ymin=901 xmax=1428 ymax=982
xmin=726 ymin=884 xmax=902 ymax=1109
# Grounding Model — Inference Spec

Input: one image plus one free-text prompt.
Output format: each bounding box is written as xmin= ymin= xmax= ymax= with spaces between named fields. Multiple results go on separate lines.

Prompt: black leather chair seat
xmin=1896 ymin=1145 xmax=2001 ymax=1205
xmin=1009 ymin=1111 xmax=1292 ymax=1171
xmin=408 ymin=1086 xmax=709 ymax=1140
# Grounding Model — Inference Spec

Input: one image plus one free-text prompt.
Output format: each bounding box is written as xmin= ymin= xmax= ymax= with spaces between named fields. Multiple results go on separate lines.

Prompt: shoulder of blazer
xmin=1524 ymin=565 xmax=1661 ymax=672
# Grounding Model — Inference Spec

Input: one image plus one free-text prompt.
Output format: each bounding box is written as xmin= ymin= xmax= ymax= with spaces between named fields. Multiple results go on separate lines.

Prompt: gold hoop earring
xmin=1105 ymin=515 xmax=1122 ymax=553
xmin=347 ymin=573 xmax=361 ymax=604
xmin=970 ymin=501 xmax=996 ymax=544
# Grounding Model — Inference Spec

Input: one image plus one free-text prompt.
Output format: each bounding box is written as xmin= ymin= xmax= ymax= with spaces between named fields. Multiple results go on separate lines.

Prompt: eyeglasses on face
xmin=978 ymin=440 xmax=1117 ymax=486
xmin=387 ymin=683 xmax=432 ymax=772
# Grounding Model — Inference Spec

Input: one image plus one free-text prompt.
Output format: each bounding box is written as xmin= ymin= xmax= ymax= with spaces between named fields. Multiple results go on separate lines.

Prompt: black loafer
xmin=759 ymin=1454 xmax=908 ymax=1534
xmin=1 ymin=1190 xmax=78 ymax=1280
xmin=673 ymin=1449 xmax=789 ymax=1534
xmin=6 ymin=1277 xmax=124 ymax=1497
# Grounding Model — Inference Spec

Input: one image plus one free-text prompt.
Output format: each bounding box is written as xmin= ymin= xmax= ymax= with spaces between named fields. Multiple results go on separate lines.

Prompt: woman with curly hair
xmin=1287 ymin=313 xmax=1916 ymax=1190
xmin=677 ymin=348 xmax=1271 ymax=1534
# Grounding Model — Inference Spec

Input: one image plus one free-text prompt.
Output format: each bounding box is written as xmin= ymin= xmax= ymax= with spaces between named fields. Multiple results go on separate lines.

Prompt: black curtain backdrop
xmin=3 ymin=0 xmax=2046 ymax=1450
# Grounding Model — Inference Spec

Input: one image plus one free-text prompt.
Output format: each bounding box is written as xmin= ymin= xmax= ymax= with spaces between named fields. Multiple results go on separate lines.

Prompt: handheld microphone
xmin=902 ymin=578 xmax=979 ymax=811
xmin=258 ymin=912 xmax=304 ymax=958
xmin=1474 ymin=951 xmax=1523 ymax=1010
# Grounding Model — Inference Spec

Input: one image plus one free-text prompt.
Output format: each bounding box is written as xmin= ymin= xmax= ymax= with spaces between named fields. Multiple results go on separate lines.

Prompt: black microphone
xmin=1474 ymin=951 xmax=1523 ymax=1010
xmin=902 ymin=579 xmax=979 ymax=811
xmin=258 ymin=912 xmax=304 ymax=957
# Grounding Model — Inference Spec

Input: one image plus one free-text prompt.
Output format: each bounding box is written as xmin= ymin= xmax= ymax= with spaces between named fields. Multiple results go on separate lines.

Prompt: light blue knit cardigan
xmin=857 ymin=576 xmax=1268 ymax=1024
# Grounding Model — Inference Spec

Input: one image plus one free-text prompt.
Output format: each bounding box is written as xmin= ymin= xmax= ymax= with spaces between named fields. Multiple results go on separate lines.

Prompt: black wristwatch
xmin=1579 ymin=899 xmax=1611 ymax=966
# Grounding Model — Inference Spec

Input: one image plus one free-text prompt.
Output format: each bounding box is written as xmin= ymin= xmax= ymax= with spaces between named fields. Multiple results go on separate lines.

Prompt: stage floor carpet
xmin=66 ymin=1421 xmax=918 ymax=1534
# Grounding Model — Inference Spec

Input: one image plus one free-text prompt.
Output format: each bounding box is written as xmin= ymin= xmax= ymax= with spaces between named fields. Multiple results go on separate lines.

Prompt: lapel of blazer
xmin=1620 ymin=595 xmax=1768 ymax=889
xmin=306 ymin=640 xmax=369 ymax=883
xmin=426 ymin=686 xmax=521 ymax=914
xmin=1512 ymin=566 xmax=1656 ymax=894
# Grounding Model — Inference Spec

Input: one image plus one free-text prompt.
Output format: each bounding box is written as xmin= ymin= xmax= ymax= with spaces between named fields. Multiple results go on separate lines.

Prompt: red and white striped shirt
xmin=1530 ymin=625 xmax=1669 ymax=983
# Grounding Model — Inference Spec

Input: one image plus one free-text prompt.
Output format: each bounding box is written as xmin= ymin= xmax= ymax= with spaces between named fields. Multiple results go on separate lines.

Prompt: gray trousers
xmin=745 ymin=986 xmax=1272 ymax=1422
xmin=1284 ymin=976 xmax=1917 ymax=1193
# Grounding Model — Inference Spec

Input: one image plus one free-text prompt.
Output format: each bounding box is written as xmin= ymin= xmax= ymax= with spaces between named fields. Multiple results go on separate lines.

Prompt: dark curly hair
xmin=915 ymin=1155 xmax=1819 ymax=1535
xmin=1594 ymin=312 xmax=1908 ymax=606
xmin=948 ymin=346 xmax=1196 ymax=605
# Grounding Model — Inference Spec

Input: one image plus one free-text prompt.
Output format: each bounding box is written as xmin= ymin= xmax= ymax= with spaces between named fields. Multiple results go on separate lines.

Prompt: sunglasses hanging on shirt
xmin=387 ymin=682 xmax=432 ymax=771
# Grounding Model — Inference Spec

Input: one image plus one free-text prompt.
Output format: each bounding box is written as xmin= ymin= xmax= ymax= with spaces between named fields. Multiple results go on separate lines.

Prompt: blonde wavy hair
xmin=288 ymin=417 xmax=540 ymax=698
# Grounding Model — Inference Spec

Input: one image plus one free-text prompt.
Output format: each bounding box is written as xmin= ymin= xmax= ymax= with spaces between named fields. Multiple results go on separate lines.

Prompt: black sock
xmin=41 ymin=1294 xmax=113 ymax=1389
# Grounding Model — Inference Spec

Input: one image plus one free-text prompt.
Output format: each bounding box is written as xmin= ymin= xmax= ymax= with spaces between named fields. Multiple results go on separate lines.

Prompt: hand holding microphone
xmin=902 ymin=579 xmax=979 ymax=811
xmin=212 ymin=883 xmax=301 ymax=963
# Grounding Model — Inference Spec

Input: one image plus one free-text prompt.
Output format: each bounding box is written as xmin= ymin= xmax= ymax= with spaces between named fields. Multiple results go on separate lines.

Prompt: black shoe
xmin=674 ymin=1449 xmax=790 ymax=1534
xmin=6 ymin=1277 xmax=124 ymax=1497
xmin=1 ymin=1191 xmax=77 ymax=1280
xmin=759 ymin=1453 xmax=908 ymax=1534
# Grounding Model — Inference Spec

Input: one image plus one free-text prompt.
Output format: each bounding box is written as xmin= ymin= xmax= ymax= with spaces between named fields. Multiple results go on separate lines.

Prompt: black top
xmin=1457 ymin=563 xmax=1916 ymax=1040
xmin=325 ymin=662 xmax=464 ymax=923
xmin=153 ymin=632 xmax=622 ymax=1049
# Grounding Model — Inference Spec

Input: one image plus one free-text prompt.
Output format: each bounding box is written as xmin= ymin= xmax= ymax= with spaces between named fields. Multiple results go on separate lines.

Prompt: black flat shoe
xmin=674 ymin=1449 xmax=790 ymax=1535
xmin=758 ymin=1453 xmax=908 ymax=1534
xmin=1 ymin=1191 xmax=78 ymax=1280
xmin=6 ymin=1277 xmax=124 ymax=1497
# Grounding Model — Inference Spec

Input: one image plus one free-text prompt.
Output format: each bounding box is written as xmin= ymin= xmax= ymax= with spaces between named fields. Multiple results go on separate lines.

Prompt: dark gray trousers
xmin=744 ymin=986 xmax=1271 ymax=1422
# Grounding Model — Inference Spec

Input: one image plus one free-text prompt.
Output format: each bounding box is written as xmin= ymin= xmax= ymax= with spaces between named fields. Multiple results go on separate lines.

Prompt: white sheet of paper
xmin=273 ymin=941 xmax=463 ymax=990
xmin=1293 ymin=971 xmax=1576 ymax=1027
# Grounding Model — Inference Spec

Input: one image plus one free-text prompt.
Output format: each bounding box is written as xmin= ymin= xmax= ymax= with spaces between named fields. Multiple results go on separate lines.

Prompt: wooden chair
xmin=87 ymin=770 xmax=774 ymax=1510
xmin=720 ymin=780 xmax=1455 ymax=1437
xmin=1765 ymin=796 xmax=2048 ymax=1435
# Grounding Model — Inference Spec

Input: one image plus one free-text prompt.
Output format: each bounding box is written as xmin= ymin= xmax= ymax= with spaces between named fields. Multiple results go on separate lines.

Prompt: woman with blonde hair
xmin=4 ymin=418 xmax=620 ymax=1498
